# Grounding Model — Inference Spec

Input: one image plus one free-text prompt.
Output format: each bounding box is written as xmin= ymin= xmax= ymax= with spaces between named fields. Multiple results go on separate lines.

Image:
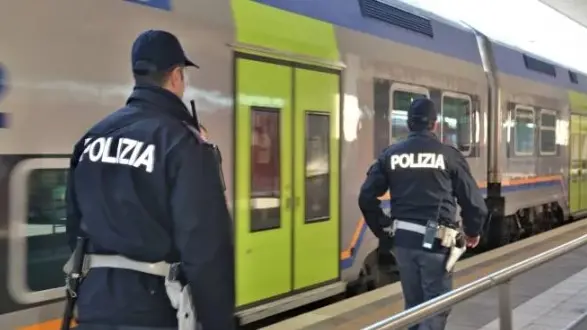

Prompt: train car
xmin=1 ymin=0 xmax=587 ymax=328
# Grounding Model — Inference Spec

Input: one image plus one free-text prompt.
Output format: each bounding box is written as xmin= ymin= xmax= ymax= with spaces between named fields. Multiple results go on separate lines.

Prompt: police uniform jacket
xmin=65 ymin=85 xmax=235 ymax=329
xmin=358 ymin=130 xmax=488 ymax=253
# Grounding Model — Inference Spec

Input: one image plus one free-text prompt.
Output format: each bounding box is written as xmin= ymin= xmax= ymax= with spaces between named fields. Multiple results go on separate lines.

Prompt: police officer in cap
xmin=358 ymin=97 xmax=488 ymax=330
xmin=65 ymin=30 xmax=235 ymax=330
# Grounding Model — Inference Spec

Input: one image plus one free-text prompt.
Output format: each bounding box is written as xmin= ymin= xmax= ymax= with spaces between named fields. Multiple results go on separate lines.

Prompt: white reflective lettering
xmin=118 ymin=138 xmax=136 ymax=165
xmin=89 ymin=138 xmax=105 ymax=162
xmin=101 ymin=137 xmax=117 ymax=164
xmin=79 ymin=136 xmax=156 ymax=173
xmin=78 ymin=138 xmax=94 ymax=161
xmin=390 ymin=153 xmax=446 ymax=170
xmin=133 ymin=144 xmax=155 ymax=173
xmin=129 ymin=141 xmax=144 ymax=165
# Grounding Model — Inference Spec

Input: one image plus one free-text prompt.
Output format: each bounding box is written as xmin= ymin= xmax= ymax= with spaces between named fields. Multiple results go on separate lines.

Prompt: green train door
xmin=570 ymin=115 xmax=581 ymax=213
xmin=293 ymin=68 xmax=340 ymax=290
xmin=234 ymin=56 xmax=340 ymax=307
xmin=581 ymin=116 xmax=587 ymax=211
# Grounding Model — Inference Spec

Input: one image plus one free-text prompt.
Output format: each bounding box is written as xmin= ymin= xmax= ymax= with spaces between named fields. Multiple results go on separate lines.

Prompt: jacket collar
xmin=408 ymin=130 xmax=438 ymax=139
xmin=126 ymin=84 xmax=195 ymax=124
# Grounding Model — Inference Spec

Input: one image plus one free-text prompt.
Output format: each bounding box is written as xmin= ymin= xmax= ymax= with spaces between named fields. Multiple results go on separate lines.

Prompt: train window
xmin=514 ymin=106 xmax=536 ymax=156
xmin=539 ymin=109 xmax=557 ymax=155
xmin=305 ymin=112 xmax=330 ymax=223
xmin=441 ymin=93 xmax=473 ymax=155
xmin=8 ymin=158 xmax=70 ymax=304
xmin=390 ymin=85 xmax=429 ymax=144
xmin=26 ymin=169 xmax=69 ymax=291
xmin=250 ymin=107 xmax=281 ymax=232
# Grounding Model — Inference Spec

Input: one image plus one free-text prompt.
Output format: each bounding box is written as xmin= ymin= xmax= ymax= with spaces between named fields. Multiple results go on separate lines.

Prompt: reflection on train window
xmin=514 ymin=107 xmax=535 ymax=156
xmin=441 ymin=96 xmax=472 ymax=154
xmin=391 ymin=90 xmax=427 ymax=143
xmin=250 ymin=107 xmax=281 ymax=232
xmin=26 ymin=169 xmax=70 ymax=291
xmin=539 ymin=110 xmax=557 ymax=155
xmin=305 ymin=113 xmax=330 ymax=223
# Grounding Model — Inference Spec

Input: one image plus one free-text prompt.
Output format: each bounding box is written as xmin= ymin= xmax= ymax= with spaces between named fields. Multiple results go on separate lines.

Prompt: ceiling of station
xmin=539 ymin=0 xmax=587 ymax=28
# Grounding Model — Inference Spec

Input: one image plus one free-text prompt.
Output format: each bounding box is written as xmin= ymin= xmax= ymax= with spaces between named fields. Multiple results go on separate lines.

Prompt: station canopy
xmin=539 ymin=0 xmax=587 ymax=29
xmin=393 ymin=0 xmax=587 ymax=74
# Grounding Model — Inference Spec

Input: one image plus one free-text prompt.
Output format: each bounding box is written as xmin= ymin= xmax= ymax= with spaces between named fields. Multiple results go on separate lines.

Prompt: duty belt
xmin=63 ymin=254 xmax=197 ymax=330
xmin=85 ymin=254 xmax=171 ymax=277
xmin=390 ymin=220 xmax=467 ymax=272
xmin=393 ymin=220 xmax=449 ymax=239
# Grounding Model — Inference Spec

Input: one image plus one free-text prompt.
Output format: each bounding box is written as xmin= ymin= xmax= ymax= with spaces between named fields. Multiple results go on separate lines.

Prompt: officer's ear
xmin=166 ymin=66 xmax=186 ymax=96
xmin=168 ymin=66 xmax=184 ymax=85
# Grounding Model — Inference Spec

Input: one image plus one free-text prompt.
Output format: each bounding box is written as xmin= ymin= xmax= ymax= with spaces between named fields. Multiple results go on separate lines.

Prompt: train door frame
xmin=232 ymin=52 xmax=342 ymax=309
xmin=569 ymin=114 xmax=581 ymax=213
xmin=581 ymin=116 xmax=587 ymax=211
xmin=6 ymin=156 xmax=70 ymax=306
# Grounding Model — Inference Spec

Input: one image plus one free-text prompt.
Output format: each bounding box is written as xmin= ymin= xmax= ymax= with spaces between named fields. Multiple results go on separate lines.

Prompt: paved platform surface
xmin=265 ymin=220 xmax=587 ymax=330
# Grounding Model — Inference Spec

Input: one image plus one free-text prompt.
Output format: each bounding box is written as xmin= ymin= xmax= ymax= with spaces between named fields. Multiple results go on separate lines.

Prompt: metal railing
xmin=362 ymin=233 xmax=587 ymax=330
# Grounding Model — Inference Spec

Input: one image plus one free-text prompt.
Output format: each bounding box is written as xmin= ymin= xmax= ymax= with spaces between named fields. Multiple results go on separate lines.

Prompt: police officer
xmin=65 ymin=30 xmax=235 ymax=330
xmin=358 ymin=98 xmax=488 ymax=330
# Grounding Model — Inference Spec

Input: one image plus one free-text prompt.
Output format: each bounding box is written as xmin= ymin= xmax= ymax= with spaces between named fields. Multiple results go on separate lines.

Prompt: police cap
xmin=131 ymin=30 xmax=199 ymax=75
xmin=408 ymin=98 xmax=437 ymax=126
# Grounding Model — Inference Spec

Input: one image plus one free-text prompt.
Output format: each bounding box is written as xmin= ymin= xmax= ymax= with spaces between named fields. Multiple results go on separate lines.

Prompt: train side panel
xmin=0 ymin=0 xmax=235 ymax=327
xmin=334 ymin=23 xmax=488 ymax=281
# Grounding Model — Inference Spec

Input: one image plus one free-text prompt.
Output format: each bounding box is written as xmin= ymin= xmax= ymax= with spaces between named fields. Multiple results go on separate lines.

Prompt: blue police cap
xmin=408 ymin=98 xmax=437 ymax=124
xmin=131 ymin=30 xmax=198 ymax=75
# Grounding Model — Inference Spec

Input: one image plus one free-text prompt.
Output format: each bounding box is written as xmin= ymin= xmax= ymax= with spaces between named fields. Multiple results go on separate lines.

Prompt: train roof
xmin=257 ymin=0 xmax=587 ymax=93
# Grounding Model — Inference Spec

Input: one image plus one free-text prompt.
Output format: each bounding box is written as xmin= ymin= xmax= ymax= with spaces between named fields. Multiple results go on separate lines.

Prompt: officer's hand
xmin=465 ymin=235 xmax=480 ymax=248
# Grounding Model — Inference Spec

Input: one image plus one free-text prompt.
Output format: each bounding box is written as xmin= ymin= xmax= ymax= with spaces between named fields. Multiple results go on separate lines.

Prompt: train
xmin=1 ymin=0 xmax=587 ymax=328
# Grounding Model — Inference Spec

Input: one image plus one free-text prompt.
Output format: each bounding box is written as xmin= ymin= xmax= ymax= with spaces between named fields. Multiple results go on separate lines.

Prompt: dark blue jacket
xmin=358 ymin=131 xmax=488 ymax=252
xmin=65 ymin=85 xmax=235 ymax=329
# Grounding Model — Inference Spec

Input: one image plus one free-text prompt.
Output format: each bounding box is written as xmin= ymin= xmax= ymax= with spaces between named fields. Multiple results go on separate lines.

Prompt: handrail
xmin=362 ymin=233 xmax=587 ymax=330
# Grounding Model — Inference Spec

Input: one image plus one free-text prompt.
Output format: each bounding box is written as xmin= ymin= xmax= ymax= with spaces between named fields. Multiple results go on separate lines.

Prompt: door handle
xmin=284 ymin=197 xmax=300 ymax=209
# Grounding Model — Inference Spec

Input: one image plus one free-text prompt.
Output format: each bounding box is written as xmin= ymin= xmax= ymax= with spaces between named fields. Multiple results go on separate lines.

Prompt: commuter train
xmin=1 ymin=0 xmax=587 ymax=328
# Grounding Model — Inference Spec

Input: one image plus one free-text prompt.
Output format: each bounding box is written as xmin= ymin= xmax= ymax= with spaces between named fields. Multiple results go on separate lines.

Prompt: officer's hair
xmin=133 ymin=65 xmax=182 ymax=86
xmin=408 ymin=120 xmax=435 ymax=132
xmin=133 ymin=70 xmax=172 ymax=86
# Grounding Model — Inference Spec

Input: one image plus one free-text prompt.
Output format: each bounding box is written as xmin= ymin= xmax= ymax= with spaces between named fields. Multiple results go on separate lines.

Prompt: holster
xmin=61 ymin=237 xmax=88 ymax=330
xmin=165 ymin=263 xmax=201 ymax=330
xmin=445 ymin=235 xmax=467 ymax=273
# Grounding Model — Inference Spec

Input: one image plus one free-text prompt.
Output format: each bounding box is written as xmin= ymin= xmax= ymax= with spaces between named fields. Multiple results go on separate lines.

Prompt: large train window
xmin=539 ymin=109 xmax=557 ymax=155
xmin=389 ymin=84 xmax=430 ymax=144
xmin=305 ymin=112 xmax=330 ymax=223
xmin=441 ymin=92 xmax=473 ymax=155
xmin=250 ymin=107 xmax=281 ymax=232
xmin=8 ymin=158 xmax=70 ymax=304
xmin=514 ymin=106 xmax=536 ymax=156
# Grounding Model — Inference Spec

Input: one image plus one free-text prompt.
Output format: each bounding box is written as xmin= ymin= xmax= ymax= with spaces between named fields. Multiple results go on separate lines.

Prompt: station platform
xmin=265 ymin=219 xmax=587 ymax=330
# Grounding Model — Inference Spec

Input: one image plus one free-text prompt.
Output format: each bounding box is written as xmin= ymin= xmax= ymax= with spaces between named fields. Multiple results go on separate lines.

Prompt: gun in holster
xmin=61 ymin=237 xmax=88 ymax=330
xmin=445 ymin=233 xmax=466 ymax=273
